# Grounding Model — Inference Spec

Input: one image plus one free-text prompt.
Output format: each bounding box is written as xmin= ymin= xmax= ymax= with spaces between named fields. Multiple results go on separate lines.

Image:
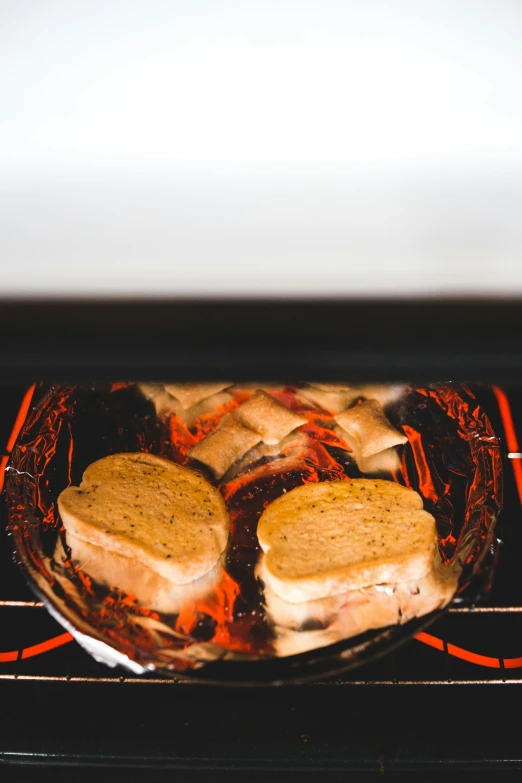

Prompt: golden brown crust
xmin=257 ymin=479 xmax=437 ymax=602
xmin=58 ymin=453 xmax=229 ymax=584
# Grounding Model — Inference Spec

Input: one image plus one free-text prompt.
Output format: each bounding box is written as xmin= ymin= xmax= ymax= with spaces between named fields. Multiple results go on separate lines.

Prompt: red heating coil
xmin=0 ymin=384 xmax=36 ymax=493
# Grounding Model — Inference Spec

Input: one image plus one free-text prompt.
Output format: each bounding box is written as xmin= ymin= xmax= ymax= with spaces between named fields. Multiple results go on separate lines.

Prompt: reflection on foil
xmin=5 ymin=381 xmax=503 ymax=680
xmin=258 ymin=554 xmax=460 ymax=658
xmin=54 ymin=535 xmax=226 ymax=615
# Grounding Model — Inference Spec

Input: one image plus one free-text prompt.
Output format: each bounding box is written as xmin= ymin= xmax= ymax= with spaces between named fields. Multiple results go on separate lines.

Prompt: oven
xmin=3 ymin=1 xmax=522 ymax=777
xmin=1 ymin=299 xmax=522 ymax=779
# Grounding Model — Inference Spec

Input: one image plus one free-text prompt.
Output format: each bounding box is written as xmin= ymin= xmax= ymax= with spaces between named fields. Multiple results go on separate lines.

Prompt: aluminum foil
xmin=5 ymin=382 xmax=502 ymax=683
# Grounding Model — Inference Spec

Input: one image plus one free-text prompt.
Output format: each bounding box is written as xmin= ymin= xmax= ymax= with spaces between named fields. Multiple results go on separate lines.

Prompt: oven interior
xmin=1 ymin=299 xmax=522 ymax=775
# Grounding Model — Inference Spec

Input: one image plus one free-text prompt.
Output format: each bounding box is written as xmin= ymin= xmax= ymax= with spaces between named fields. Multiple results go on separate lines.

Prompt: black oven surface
xmin=1 ymin=382 xmax=522 ymax=775
xmin=2 ymin=298 xmax=522 ymax=384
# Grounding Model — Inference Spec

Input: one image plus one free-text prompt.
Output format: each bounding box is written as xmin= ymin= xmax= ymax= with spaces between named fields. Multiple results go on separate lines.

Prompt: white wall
xmin=1 ymin=0 xmax=521 ymax=297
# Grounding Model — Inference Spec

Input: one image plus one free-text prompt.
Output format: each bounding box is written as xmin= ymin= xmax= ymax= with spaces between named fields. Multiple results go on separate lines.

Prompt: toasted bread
xmin=58 ymin=453 xmax=229 ymax=585
xmin=257 ymin=479 xmax=437 ymax=602
xmin=65 ymin=532 xmax=225 ymax=613
xmin=260 ymin=553 xmax=457 ymax=657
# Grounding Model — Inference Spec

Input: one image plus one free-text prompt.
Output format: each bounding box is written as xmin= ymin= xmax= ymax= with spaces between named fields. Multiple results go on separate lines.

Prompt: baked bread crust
xmin=257 ymin=479 xmax=437 ymax=602
xmin=58 ymin=452 xmax=229 ymax=584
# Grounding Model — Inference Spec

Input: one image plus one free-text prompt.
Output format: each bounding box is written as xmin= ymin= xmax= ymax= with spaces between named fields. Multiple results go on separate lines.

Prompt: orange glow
xmin=67 ymin=420 xmax=74 ymax=486
xmin=493 ymin=386 xmax=520 ymax=453
xmin=414 ymin=631 xmax=444 ymax=651
xmin=447 ymin=642 xmax=501 ymax=668
xmin=401 ymin=425 xmax=438 ymax=503
xmin=415 ymin=632 xmax=522 ymax=669
xmin=175 ymin=569 xmax=244 ymax=650
xmin=503 ymin=656 xmax=522 ymax=669
xmin=0 ymin=649 xmax=18 ymax=663
xmin=5 ymin=382 xmax=503 ymax=667
xmin=6 ymin=384 xmax=36 ymax=453
xmin=21 ymin=632 xmax=74 ymax=659
xmin=168 ymin=397 xmax=238 ymax=464
xmin=493 ymin=385 xmax=522 ymax=506
xmin=0 ymin=454 xmax=9 ymax=493
xmin=0 ymin=383 xmax=36 ymax=492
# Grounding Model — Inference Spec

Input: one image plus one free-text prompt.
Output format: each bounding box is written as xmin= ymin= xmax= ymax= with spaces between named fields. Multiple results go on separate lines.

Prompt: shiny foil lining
xmin=6 ymin=382 xmax=502 ymax=683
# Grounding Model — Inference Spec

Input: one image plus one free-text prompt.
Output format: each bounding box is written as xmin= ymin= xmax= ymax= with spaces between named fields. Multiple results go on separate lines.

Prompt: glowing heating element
xmin=492 ymin=387 xmax=522 ymax=506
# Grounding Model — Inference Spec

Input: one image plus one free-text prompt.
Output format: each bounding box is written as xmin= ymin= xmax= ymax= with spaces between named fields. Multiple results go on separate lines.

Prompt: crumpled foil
xmin=6 ymin=382 xmax=502 ymax=683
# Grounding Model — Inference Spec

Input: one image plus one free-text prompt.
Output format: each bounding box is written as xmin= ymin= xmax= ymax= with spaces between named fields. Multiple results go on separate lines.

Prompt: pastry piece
xmin=357 ymin=447 xmax=401 ymax=474
xmin=234 ymin=390 xmax=307 ymax=445
xmin=139 ymin=383 xmax=234 ymax=426
xmin=332 ymin=425 xmax=401 ymax=473
xmin=356 ymin=384 xmax=405 ymax=408
xmin=257 ymin=479 xmax=437 ymax=602
xmin=335 ymin=400 xmax=407 ymax=459
xmin=306 ymin=383 xmax=356 ymax=393
xmin=227 ymin=431 xmax=309 ymax=478
xmin=58 ymin=453 xmax=229 ymax=585
xmin=163 ymin=383 xmax=232 ymax=409
xmin=297 ymin=385 xmax=360 ymax=414
xmin=230 ymin=383 xmax=282 ymax=394
xmin=140 ymin=383 xmax=186 ymax=418
xmin=188 ymin=412 xmax=261 ymax=479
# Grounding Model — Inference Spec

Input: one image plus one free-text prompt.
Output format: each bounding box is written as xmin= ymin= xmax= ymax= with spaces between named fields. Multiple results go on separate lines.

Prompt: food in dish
xmin=260 ymin=554 xmax=459 ymax=657
xmin=354 ymin=447 xmax=401 ymax=474
xmin=355 ymin=384 xmax=405 ymax=408
xmin=163 ymin=382 xmax=232 ymax=409
xmin=58 ymin=452 xmax=229 ymax=585
xmin=233 ymin=389 xmax=307 ymax=445
xmin=297 ymin=383 xmax=360 ymax=414
xmin=188 ymin=412 xmax=262 ymax=478
xmin=8 ymin=380 xmax=500 ymax=678
xmin=139 ymin=383 xmax=234 ymax=426
xmin=335 ymin=399 xmax=408 ymax=463
xmin=188 ymin=390 xmax=307 ymax=477
xmin=256 ymin=479 xmax=438 ymax=602
xmin=57 ymin=535 xmax=226 ymax=614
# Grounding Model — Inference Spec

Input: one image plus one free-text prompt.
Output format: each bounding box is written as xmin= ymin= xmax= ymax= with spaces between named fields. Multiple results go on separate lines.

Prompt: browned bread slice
xmin=259 ymin=552 xmax=457 ymax=657
xmin=257 ymin=478 xmax=437 ymax=602
xmin=58 ymin=453 xmax=229 ymax=585
xmin=65 ymin=532 xmax=224 ymax=613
